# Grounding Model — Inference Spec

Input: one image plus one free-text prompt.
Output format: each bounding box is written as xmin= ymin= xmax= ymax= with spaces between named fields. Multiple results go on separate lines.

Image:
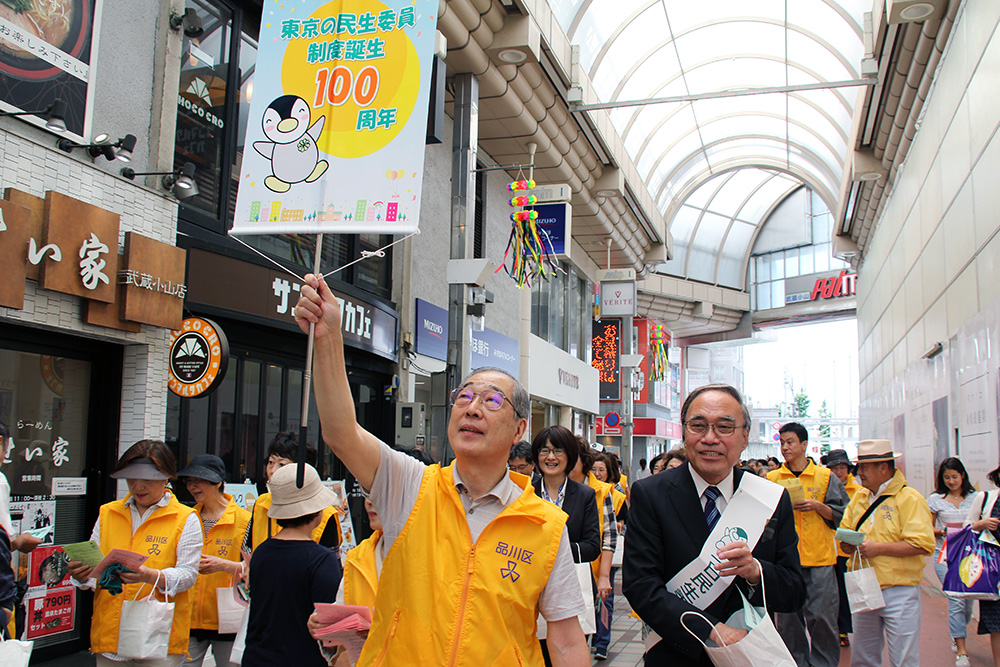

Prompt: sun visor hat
xmin=177 ymin=454 xmax=226 ymax=484
xmin=110 ymin=457 xmax=171 ymax=480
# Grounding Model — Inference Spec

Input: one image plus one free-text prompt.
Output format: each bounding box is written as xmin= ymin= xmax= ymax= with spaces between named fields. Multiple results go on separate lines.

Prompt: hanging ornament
xmin=649 ymin=324 xmax=669 ymax=382
xmin=498 ymin=178 xmax=560 ymax=288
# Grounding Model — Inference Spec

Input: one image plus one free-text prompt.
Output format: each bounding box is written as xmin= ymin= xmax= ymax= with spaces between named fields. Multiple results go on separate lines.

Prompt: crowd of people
xmin=0 ymin=272 xmax=998 ymax=667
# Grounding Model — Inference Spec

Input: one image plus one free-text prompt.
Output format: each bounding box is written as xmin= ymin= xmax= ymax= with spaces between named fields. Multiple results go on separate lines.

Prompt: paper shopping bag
xmin=0 ymin=635 xmax=33 ymax=667
xmin=845 ymin=553 xmax=885 ymax=613
xmin=230 ymin=602 xmax=251 ymax=664
xmin=117 ymin=572 xmax=174 ymax=660
xmin=537 ymin=563 xmax=596 ymax=638
xmin=680 ymin=567 xmax=796 ymax=667
xmin=217 ymin=586 xmax=247 ymax=634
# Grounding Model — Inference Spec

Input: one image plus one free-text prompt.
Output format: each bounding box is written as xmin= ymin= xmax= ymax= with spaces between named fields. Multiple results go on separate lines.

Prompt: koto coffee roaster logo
xmin=168 ymin=318 xmax=229 ymax=398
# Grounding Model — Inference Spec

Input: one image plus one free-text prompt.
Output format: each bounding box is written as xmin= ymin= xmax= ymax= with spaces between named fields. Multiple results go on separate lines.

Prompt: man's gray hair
xmin=462 ymin=366 xmax=529 ymax=419
xmin=680 ymin=383 xmax=752 ymax=429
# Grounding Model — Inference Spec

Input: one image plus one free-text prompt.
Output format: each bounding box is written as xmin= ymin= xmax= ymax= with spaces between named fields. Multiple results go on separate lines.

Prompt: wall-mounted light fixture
xmin=0 ymin=98 xmax=67 ymax=132
xmin=169 ymin=8 xmax=204 ymax=38
xmin=58 ymin=133 xmax=137 ymax=162
xmin=120 ymin=162 xmax=199 ymax=200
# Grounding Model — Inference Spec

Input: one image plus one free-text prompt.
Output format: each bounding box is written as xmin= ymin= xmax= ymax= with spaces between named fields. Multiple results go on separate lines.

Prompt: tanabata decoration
xmin=498 ymin=179 xmax=560 ymax=288
xmin=649 ymin=324 xmax=669 ymax=382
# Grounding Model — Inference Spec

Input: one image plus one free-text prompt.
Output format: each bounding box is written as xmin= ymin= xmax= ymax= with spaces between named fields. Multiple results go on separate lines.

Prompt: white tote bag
xmin=537 ymin=563 xmax=597 ymax=639
xmin=230 ymin=602 xmax=251 ymax=665
xmin=680 ymin=567 xmax=796 ymax=667
xmin=611 ymin=534 xmax=625 ymax=568
xmin=845 ymin=553 xmax=885 ymax=614
xmin=117 ymin=571 xmax=174 ymax=660
xmin=217 ymin=584 xmax=246 ymax=634
xmin=0 ymin=633 xmax=33 ymax=667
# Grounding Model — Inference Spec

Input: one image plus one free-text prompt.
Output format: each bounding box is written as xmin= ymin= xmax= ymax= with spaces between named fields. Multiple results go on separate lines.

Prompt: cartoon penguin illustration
xmin=253 ymin=95 xmax=329 ymax=193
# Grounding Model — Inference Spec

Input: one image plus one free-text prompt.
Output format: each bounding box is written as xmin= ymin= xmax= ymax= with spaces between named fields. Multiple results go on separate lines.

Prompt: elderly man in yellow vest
xmin=839 ymin=440 xmax=934 ymax=667
xmin=295 ymin=275 xmax=590 ymax=666
xmin=767 ymin=422 xmax=849 ymax=667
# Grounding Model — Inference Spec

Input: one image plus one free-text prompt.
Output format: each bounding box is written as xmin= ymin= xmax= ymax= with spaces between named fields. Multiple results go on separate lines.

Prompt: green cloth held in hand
xmin=98 ymin=563 xmax=127 ymax=595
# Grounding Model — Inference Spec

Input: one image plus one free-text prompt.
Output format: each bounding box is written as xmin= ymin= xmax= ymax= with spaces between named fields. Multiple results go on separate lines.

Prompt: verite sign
xmin=168 ymin=318 xmax=230 ymax=398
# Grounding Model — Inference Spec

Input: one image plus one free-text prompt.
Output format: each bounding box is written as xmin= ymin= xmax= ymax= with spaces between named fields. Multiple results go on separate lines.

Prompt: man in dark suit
xmin=624 ymin=383 xmax=806 ymax=666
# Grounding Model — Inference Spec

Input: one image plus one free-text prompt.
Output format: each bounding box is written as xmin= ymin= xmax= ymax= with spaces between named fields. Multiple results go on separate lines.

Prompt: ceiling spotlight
xmin=0 ymin=98 xmax=67 ymax=132
xmin=121 ymin=162 xmax=199 ymax=200
xmin=497 ymin=48 xmax=527 ymax=64
xmin=170 ymin=8 xmax=204 ymax=39
xmin=114 ymin=134 xmax=137 ymax=163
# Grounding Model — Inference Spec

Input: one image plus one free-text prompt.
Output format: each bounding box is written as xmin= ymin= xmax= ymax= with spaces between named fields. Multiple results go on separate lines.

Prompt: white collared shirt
xmin=689 ymin=466 xmax=735 ymax=516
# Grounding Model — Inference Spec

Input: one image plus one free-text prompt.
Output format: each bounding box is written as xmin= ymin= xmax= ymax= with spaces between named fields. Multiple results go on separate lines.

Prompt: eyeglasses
xmin=684 ymin=420 xmax=746 ymax=437
xmin=449 ymin=386 xmax=522 ymax=417
xmin=509 ymin=462 xmax=533 ymax=473
xmin=538 ymin=447 xmax=566 ymax=458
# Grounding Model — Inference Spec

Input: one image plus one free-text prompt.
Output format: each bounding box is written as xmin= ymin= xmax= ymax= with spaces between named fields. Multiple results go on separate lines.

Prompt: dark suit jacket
xmin=532 ymin=477 xmax=601 ymax=564
xmin=623 ymin=462 xmax=805 ymax=666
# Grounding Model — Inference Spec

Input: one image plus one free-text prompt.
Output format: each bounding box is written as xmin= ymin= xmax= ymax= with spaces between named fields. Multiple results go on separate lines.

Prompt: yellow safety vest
xmin=249 ymin=492 xmax=340 ymax=551
xmin=189 ymin=495 xmax=250 ymax=631
xmin=359 ymin=464 xmax=566 ymax=666
xmin=587 ymin=472 xmax=620 ymax=580
xmin=343 ymin=531 xmax=381 ymax=611
xmin=768 ymin=461 xmax=837 ymax=567
xmin=91 ymin=493 xmax=194 ymax=655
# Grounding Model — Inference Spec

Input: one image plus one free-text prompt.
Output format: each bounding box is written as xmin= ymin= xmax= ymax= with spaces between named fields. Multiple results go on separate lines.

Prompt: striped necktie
xmin=704 ymin=486 xmax=721 ymax=531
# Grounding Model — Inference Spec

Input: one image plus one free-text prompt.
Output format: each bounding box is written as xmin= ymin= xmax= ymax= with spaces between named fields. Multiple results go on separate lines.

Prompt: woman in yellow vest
xmin=242 ymin=433 xmax=339 ymax=554
xmin=590 ymin=451 xmax=627 ymax=660
xmin=178 ymin=454 xmax=250 ymax=667
xmin=67 ymin=440 xmax=200 ymax=667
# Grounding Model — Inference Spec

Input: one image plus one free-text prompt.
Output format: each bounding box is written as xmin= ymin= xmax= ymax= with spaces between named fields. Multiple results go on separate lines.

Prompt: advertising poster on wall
xmin=25 ymin=586 xmax=75 ymax=639
xmin=28 ymin=544 xmax=71 ymax=588
xmin=10 ymin=495 xmax=55 ymax=544
xmin=230 ymin=0 xmax=438 ymax=235
xmin=0 ymin=0 xmax=100 ymax=138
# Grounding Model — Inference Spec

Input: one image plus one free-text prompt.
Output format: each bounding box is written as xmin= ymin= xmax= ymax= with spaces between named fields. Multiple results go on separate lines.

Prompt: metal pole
xmin=623 ymin=315 xmax=634 ymax=477
xmin=447 ymin=74 xmax=478 ymax=455
xmin=297 ymin=233 xmax=325 ymax=487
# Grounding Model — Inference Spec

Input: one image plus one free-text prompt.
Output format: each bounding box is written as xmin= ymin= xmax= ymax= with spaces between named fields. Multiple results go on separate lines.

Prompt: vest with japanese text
xmin=189 ymin=496 xmax=250 ymax=631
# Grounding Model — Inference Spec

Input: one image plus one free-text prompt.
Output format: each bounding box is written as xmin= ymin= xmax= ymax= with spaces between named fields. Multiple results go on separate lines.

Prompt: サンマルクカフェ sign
xmin=1 ymin=188 xmax=187 ymax=332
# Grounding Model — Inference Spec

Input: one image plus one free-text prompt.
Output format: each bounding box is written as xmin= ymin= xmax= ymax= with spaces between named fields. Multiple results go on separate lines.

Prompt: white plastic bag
xmin=0 ymin=633 xmax=33 ymax=667
xmin=230 ymin=602 xmax=251 ymax=665
xmin=680 ymin=565 xmax=796 ymax=667
xmin=217 ymin=585 xmax=245 ymax=634
xmin=845 ymin=553 xmax=885 ymax=614
xmin=117 ymin=571 xmax=174 ymax=660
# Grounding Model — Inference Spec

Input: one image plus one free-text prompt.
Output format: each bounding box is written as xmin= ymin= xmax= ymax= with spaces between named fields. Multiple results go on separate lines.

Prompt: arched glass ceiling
xmin=655 ymin=169 xmax=801 ymax=289
xmin=554 ymin=0 xmax=867 ymax=286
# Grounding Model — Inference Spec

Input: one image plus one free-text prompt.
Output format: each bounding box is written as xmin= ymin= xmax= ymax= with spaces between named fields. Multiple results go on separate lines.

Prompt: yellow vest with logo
xmin=249 ymin=492 xmax=340 ymax=550
xmin=587 ymin=472 xmax=616 ymax=580
xmin=343 ymin=531 xmax=381 ymax=610
xmin=359 ymin=464 xmax=566 ymax=667
xmin=189 ymin=495 xmax=251 ymax=631
xmin=836 ymin=474 xmax=863 ymax=558
xmin=91 ymin=493 xmax=195 ymax=655
xmin=768 ymin=461 xmax=837 ymax=567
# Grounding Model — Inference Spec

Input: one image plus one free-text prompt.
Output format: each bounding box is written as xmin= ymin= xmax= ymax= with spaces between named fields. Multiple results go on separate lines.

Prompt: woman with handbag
xmin=967 ymin=464 xmax=1000 ymax=667
xmin=929 ymin=457 xmax=978 ymax=665
xmin=68 ymin=440 xmax=201 ymax=667
xmin=179 ymin=455 xmax=250 ymax=667
xmin=530 ymin=425 xmax=601 ymax=666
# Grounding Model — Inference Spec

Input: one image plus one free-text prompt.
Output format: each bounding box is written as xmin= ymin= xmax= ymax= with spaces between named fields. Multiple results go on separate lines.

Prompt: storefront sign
xmin=470 ymin=328 xmax=519 ymax=378
xmin=527 ymin=334 xmax=599 ymax=414
xmin=414 ymin=298 xmax=448 ymax=361
xmin=592 ymin=319 xmax=621 ymax=401
xmin=185 ymin=248 xmax=399 ymax=361
xmin=529 ymin=203 xmax=571 ymax=256
xmin=168 ymin=318 xmax=230 ymax=397
xmin=38 ymin=192 xmax=121 ymax=303
xmin=230 ymin=0 xmax=438 ymax=235
xmin=600 ymin=280 xmax=636 ymax=317
xmin=25 ymin=587 xmax=75 ymax=640
xmin=0 ymin=0 xmax=96 ymax=138
xmin=784 ymin=269 xmax=858 ymax=305
xmin=0 ymin=198 xmax=32 ymax=309
xmin=119 ymin=233 xmax=188 ymax=329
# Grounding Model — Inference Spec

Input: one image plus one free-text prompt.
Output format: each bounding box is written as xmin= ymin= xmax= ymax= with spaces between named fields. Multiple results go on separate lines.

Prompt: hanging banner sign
xmin=230 ymin=0 xmax=438 ymax=235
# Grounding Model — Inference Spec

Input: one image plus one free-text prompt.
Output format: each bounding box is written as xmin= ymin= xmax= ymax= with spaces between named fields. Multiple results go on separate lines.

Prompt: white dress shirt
xmin=689 ymin=465 xmax=735 ymax=517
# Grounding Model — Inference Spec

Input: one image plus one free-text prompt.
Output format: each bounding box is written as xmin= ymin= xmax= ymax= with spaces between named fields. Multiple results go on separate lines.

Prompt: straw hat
xmin=853 ymin=439 xmax=901 ymax=463
xmin=267 ymin=463 xmax=336 ymax=519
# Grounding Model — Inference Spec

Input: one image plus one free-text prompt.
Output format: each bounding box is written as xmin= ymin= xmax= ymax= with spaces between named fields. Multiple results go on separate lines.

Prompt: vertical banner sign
xmin=230 ymin=0 xmax=438 ymax=235
xmin=592 ymin=319 xmax=621 ymax=401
